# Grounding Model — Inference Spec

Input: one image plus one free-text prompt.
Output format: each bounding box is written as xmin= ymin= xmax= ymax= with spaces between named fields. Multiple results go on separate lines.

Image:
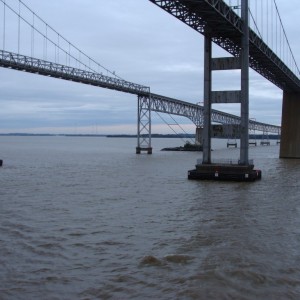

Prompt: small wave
xmin=68 ymin=232 xmax=86 ymax=237
xmin=37 ymin=243 xmax=64 ymax=250
xmin=140 ymin=254 xmax=194 ymax=267
xmin=101 ymin=240 xmax=124 ymax=246
xmin=140 ymin=255 xmax=164 ymax=266
xmin=228 ymin=269 xmax=267 ymax=285
xmin=31 ymin=268 xmax=51 ymax=274
xmin=164 ymin=254 xmax=194 ymax=264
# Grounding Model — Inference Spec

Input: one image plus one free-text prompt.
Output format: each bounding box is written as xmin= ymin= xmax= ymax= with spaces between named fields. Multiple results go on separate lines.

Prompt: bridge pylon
xmin=188 ymin=0 xmax=261 ymax=181
xmin=136 ymin=94 xmax=152 ymax=154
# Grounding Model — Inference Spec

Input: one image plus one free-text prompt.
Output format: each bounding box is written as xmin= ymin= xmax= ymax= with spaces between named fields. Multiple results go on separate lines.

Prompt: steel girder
xmin=0 ymin=50 xmax=150 ymax=95
xmin=149 ymin=0 xmax=300 ymax=92
xmin=150 ymin=93 xmax=203 ymax=126
xmin=150 ymin=93 xmax=281 ymax=134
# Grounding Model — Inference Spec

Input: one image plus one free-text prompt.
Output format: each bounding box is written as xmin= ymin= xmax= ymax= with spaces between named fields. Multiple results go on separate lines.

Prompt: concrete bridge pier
xmin=188 ymin=0 xmax=261 ymax=181
xmin=280 ymin=91 xmax=300 ymax=158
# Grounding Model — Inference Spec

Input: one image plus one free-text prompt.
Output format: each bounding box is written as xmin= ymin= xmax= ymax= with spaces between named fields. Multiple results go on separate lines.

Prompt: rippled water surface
xmin=1 ymin=136 xmax=300 ymax=299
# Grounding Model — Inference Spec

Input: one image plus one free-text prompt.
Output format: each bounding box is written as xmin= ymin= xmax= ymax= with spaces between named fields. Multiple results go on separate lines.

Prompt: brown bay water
xmin=0 ymin=136 xmax=300 ymax=299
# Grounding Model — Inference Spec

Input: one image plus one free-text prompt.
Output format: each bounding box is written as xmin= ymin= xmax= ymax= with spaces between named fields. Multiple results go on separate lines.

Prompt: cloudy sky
xmin=0 ymin=0 xmax=299 ymax=134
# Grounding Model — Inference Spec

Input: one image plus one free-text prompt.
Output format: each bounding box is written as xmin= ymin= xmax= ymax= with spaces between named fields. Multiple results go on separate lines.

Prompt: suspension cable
xmin=0 ymin=0 xmax=124 ymax=80
xmin=249 ymin=8 xmax=262 ymax=39
xmin=273 ymin=0 xmax=300 ymax=76
xmin=18 ymin=0 xmax=20 ymax=54
xmin=18 ymin=0 xmax=123 ymax=79
xmin=2 ymin=0 xmax=5 ymax=51
xmin=155 ymin=112 xmax=194 ymax=144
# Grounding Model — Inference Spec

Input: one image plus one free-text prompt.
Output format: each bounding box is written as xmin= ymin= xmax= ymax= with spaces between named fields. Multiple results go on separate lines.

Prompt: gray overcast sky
xmin=0 ymin=0 xmax=299 ymax=134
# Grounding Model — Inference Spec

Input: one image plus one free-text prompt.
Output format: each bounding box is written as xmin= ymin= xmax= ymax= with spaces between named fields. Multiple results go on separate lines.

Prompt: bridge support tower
xmin=280 ymin=91 xmax=300 ymax=158
xmin=136 ymin=94 xmax=152 ymax=154
xmin=188 ymin=0 xmax=261 ymax=181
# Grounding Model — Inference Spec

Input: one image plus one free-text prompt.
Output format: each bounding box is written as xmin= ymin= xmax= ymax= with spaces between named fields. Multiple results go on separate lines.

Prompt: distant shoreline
xmin=0 ymin=133 xmax=193 ymax=138
xmin=0 ymin=133 xmax=280 ymax=139
xmin=0 ymin=133 xmax=106 ymax=137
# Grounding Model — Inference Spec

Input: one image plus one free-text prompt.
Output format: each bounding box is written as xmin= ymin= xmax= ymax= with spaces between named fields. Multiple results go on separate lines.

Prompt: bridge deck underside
xmin=149 ymin=0 xmax=300 ymax=92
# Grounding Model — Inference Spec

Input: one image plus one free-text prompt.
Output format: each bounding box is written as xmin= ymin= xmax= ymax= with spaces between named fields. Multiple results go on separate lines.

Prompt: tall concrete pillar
xmin=280 ymin=91 xmax=300 ymax=158
xmin=202 ymin=33 xmax=212 ymax=164
xmin=240 ymin=0 xmax=249 ymax=165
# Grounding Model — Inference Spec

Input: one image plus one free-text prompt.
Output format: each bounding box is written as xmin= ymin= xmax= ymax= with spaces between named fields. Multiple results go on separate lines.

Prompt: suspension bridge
xmin=0 ymin=0 xmax=299 ymax=179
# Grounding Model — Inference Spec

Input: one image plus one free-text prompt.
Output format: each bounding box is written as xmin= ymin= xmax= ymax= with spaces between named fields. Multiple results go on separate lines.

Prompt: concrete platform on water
xmin=188 ymin=163 xmax=261 ymax=182
xmin=136 ymin=147 xmax=152 ymax=154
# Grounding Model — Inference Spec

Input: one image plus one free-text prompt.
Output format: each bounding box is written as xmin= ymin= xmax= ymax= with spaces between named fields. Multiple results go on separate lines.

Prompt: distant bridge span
xmin=150 ymin=93 xmax=280 ymax=133
xmin=0 ymin=50 xmax=280 ymax=136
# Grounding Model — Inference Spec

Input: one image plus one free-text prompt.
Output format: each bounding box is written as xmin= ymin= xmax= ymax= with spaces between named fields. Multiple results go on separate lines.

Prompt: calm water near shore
xmin=1 ymin=136 xmax=300 ymax=299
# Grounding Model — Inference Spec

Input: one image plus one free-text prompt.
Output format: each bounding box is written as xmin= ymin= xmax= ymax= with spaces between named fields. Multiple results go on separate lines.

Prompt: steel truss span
xmin=0 ymin=50 xmax=150 ymax=95
xmin=0 ymin=50 xmax=280 ymax=134
xmin=149 ymin=0 xmax=300 ymax=92
xmin=150 ymin=93 xmax=280 ymax=134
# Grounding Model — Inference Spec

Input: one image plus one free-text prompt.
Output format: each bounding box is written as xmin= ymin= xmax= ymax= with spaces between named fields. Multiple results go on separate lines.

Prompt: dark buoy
xmin=0 ymin=160 xmax=3 ymax=167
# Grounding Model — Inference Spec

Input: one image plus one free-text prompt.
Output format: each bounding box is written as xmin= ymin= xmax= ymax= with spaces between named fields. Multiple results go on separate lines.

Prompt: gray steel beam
xmin=211 ymin=57 xmax=241 ymax=70
xmin=211 ymin=91 xmax=241 ymax=103
xmin=149 ymin=93 xmax=281 ymax=134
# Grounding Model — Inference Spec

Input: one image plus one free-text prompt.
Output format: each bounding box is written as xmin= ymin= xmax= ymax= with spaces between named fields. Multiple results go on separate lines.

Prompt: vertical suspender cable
xmin=31 ymin=12 xmax=34 ymax=57
xmin=3 ymin=0 xmax=5 ymax=51
xmin=274 ymin=0 xmax=300 ymax=75
xmin=45 ymin=24 xmax=48 ymax=60
xmin=68 ymin=42 xmax=70 ymax=66
xmin=261 ymin=0 xmax=263 ymax=39
xmin=273 ymin=0 xmax=278 ymax=55
xmin=271 ymin=0 xmax=273 ymax=50
xmin=43 ymin=26 xmax=46 ymax=60
xmin=253 ymin=0 xmax=255 ymax=30
xmin=267 ymin=0 xmax=270 ymax=47
xmin=57 ymin=34 xmax=60 ymax=63
xmin=18 ymin=0 xmax=20 ymax=54
xmin=255 ymin=0 xmax=257 ymax=35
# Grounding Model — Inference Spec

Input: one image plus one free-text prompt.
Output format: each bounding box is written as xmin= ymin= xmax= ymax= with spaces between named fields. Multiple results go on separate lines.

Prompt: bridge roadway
xmin=149 ymin=0 xmax=300 ymax=93
xmin=0 ymin=50 xmax=280 ymax=134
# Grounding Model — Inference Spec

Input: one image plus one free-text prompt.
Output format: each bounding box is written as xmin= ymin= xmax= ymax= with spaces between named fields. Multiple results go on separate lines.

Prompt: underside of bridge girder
xmin=148 ymin=0 xmax=300 ymax=92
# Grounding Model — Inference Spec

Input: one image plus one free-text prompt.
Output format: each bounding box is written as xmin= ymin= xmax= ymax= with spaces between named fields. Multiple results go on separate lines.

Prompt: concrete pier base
xmin=136 ymin=147 xmax=152 ymax=154
xmin=188 ymin=163 xmax=261 ymax=182
xmin=280 ymin=92 xmax=300 ymax=158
